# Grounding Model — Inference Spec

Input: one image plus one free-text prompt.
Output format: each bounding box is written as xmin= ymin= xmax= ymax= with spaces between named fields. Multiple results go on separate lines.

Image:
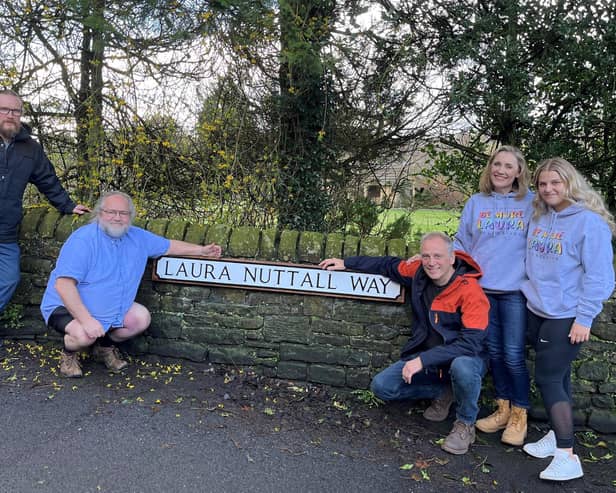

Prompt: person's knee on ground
xmin=369 ymin=360 xmax=410 ymax=401
xmin=370 ymin=371 xmax=398 ymax=401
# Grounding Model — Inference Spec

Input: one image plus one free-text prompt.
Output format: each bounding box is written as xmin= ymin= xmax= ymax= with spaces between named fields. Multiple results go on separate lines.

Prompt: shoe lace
xmin=496 ymin=405 xmax=509 ymax=418
xmin=98 ymin=345 xmax=121 ymax=360
xmin=453 ymin=420 xmax=469 ymax=436
xmin=534 ymin=432 xmax=555 ymax=452
xmin=547 ymin=454 xmax=573 ymax=472
xmin=63 ymin=352 xmax=81 ymax=369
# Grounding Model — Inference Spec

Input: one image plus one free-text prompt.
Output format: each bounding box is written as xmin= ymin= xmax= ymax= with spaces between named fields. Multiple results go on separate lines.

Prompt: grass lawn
xmin=374 ymin=208 xmax=460 ymax=243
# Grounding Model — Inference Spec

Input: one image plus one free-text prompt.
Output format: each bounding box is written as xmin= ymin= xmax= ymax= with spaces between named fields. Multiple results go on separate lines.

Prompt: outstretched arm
xmin=167 ymin=240 xmax=222 ymax=258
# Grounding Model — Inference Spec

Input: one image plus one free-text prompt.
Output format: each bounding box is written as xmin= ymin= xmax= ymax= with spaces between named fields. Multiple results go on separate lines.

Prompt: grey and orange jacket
xmin=344 ymin=251 xmax=489 ymax=369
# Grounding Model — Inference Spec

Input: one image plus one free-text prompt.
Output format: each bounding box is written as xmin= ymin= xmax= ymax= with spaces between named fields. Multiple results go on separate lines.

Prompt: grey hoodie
xmin=521 ymin=203 xmax=615 ymax=327
xmin=454 ymin=191 xmax=534 ymax=291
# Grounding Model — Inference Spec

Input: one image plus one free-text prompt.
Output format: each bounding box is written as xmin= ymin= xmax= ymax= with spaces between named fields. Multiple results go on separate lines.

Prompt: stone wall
xmin=3 ymin=208 xmax=616 ymax=433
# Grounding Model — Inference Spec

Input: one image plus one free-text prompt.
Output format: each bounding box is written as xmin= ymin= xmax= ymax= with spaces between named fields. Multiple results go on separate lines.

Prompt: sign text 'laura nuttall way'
xmin=153 ymin=257 xmax=403 ymax=302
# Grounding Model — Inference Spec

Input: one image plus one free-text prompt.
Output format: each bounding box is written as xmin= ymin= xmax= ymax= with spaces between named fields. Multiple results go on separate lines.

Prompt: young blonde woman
xmin=522 ymin=158 xmax=615 ymax=481
xmin=454 ymin=145 xmax=533 ymax=446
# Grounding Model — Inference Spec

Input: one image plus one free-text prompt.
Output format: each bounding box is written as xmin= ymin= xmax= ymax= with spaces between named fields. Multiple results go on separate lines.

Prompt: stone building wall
xmin=3 ymin=208 xmax=615 ymax=433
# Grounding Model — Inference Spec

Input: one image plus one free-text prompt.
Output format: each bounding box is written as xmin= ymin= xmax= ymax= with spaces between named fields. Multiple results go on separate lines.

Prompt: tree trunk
xmin=75 ymin=0 xmax=106 ymax=203
xmin=275 ymin=0 xmax=336 ymax=231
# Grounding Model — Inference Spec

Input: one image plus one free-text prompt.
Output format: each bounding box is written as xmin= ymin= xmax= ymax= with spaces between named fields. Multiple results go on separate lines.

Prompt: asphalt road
xmin=1 ymin=341 xmax=615 ymax=493
xmin=1 ymin=342 xmax=432 ymax=493
xmin=2 ymin=387 xmax=416 ymax=493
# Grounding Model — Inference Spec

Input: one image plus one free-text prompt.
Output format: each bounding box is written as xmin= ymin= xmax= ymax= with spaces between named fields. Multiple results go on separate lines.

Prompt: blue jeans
xmin=0 ymin=243 xmax=21 ymax=312
xmin=371 ymin=356 xmax=486 ymax=424
xmin=485 ymin=292 xmax=530 ymax=408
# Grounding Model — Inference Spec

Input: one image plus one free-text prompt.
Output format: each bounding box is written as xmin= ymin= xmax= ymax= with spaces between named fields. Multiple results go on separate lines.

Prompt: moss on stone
xmin=185 ymin=223 xmax=207 ymax=245
xmin=324 ymin=233 xmax=344 ymax=259
xmin=206 ymin=224 xmax=231 ymax=250
xmin=229 ymin=226 xmax=260 ymax=257
xmin=38 ymin=210 xmax=62 ymax=239
xmin=166 ymin=219 xmax=187 ymax=240
xmin=298 ymin=231 xmax=323 ymax=263
xmin=278 ymin=230 xmax=299 ymax=262
xmin=260 ymin=228 xmax=278 ymax=260
xmin=147 ymin=218 xmax=169 ymax=236
xmin=359 ymin=236 xmax=386 ymax=256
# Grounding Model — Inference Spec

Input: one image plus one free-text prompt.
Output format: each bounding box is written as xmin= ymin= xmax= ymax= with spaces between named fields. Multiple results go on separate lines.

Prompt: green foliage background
xmin=2 ymin=0 xmax=615 ymax=232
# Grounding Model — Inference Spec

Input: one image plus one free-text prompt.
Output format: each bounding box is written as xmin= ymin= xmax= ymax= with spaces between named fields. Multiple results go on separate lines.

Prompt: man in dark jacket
xmin=0 ymin=89 xmax=89 ymax=325
xmin=319 ymin=231 xmax=490 ymax=455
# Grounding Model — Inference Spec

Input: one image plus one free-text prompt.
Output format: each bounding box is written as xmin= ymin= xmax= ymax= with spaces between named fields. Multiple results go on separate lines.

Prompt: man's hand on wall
xmin=202 ymin=243 xmax=222 ymax=258
xmin=72 ymin=204 xmax=91 ymax=215
xmin=319 ymin=258 xmax=346 ymax=270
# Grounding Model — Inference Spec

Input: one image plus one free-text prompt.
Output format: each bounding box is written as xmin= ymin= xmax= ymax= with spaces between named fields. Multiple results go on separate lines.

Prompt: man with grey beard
xmin=0 ymin=89 xmax=89 ymax=339
xmin=40 ymin=191 xmax=222 ymax=377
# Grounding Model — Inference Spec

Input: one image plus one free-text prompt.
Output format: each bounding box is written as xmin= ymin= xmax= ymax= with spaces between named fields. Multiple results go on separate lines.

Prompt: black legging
xmin=527 ymin=311 xmax=582 ymax=449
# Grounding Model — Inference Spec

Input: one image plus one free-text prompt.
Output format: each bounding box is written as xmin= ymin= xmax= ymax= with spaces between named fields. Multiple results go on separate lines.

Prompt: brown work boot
xmin=441 ymin=420 xmax=476 ymax=455
xmin=60 ymin=350 xmax=83 ymax=378
xmin=475 ymin=399 xmax=510 ymax=433
xmin=92 ymin=344 xmax=128 ymax=372
xmin=501 ymin=405 xmax=527 ymax=446
xmin=423 ymin=385 xmax=454 ymax=422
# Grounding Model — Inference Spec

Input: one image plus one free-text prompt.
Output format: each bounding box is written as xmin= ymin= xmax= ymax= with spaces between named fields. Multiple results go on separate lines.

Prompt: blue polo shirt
xmin=41 ymin=223 xmax=170 ymax=329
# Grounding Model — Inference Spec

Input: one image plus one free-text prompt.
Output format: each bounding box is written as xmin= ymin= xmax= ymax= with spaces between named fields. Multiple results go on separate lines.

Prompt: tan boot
xmin=475 ymin=399 xmax=510 ymax=433
xmin=92 ymin=344 xmax=128 ymax=372
xmin=441 ymin=420 xmax=476 ymax=455
xmin=501 ymin=406 xmax=527 ymax=446
xmin=60 ymin=350 xmax=83 ymax=378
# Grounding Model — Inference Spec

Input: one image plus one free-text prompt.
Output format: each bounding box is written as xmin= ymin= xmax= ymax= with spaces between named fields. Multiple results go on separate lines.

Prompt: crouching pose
xmin=320 ymin=232 xmax=490 ymax=455
xmin=41 ymin=191 xmax=222 ymax=377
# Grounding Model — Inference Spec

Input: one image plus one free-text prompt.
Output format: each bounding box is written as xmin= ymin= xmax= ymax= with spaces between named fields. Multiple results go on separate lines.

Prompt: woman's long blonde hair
xmin=478 ymin=145 xmax=530 ymax=198
xmin=532 ymin=157 xmax=615 ymax=234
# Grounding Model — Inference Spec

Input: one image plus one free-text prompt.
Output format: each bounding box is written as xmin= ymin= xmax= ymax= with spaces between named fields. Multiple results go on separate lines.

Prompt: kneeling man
xmin=41 ymin=191 xmax=222 ymax=377
xmin=320 ymin=232 xmax=489 ymax=455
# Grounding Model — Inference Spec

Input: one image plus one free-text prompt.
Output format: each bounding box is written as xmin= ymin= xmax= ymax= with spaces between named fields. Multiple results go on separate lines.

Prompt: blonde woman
xmin=522 ymin=158 xmax=615 ymax=481
xmin=454 ymin=146 xmax=533 ymax=446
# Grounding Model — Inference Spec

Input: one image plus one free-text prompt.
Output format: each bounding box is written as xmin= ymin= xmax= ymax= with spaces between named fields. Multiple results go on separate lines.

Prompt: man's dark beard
xmin=0 ymin=122 xmax=20 ymax=141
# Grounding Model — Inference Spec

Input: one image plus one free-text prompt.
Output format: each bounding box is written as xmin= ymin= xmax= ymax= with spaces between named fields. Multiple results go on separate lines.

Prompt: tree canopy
xmin=2 ymin=0 xmax=615 ymax=227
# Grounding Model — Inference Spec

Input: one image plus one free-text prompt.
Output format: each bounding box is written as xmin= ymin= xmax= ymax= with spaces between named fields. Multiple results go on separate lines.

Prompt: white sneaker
xmin=539 ymin=449 xmax=584 ymax=481
xmin=523 ymin=430 xmax=556 ymax=458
